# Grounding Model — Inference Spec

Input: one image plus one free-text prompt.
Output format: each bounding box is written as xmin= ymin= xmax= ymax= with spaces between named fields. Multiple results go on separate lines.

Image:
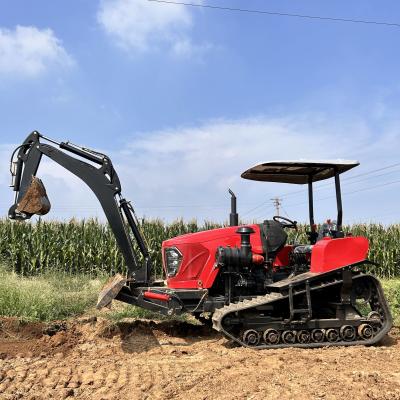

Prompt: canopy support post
xmin=334 ymin=170 xmax=343 ymax=230
xmin=308 ymin=175 xmax=314 ymax=228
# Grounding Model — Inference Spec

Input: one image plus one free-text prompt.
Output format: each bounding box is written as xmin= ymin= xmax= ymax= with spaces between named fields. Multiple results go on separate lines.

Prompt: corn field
xmin=0 ymin=218 xmax=220 ymax=277
xmin=0 ymin=218 xmax=399 ymax=278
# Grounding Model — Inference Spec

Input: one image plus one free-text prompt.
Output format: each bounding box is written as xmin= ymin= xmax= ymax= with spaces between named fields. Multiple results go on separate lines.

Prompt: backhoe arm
xmin=8 ymin=131 xmax=151 ymax=283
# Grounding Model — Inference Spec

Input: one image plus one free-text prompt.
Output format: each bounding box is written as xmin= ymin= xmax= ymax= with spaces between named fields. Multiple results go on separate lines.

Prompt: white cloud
xmin=171 ymin=38 xmax=213 ymax=59
xmin=2 ymin=115 xmax=400 ymax=224
xmin=97 ymin=0 xmax=207 ymax=55
xmin=115 ymin=115 xmax=398 ymax=222
xmin=120 ymin=116 xmax=361 ymax=191
xmin=0 ymin=25 xmax=74 ymax=78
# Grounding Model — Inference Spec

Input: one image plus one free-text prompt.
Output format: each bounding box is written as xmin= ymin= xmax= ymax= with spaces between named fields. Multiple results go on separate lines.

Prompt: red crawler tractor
xmin=9 ymin=132 xmax=392 ymax=348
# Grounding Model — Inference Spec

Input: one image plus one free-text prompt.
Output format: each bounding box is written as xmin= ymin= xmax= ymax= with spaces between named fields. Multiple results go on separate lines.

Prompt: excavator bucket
xmin=16 ymin=176 xmax=51 ymax=216
xmin=96 ymin=274 xmax=127 ymax=309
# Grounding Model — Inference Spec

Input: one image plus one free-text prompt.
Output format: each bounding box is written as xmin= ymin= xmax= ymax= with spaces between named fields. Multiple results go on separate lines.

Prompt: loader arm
xmin=8 ymin=131 xmax=151 ymax=284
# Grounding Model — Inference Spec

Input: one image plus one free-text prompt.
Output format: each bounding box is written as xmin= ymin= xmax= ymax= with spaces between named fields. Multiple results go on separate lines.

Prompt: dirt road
xmin=0 ymin=317 xmax=399 ymax=400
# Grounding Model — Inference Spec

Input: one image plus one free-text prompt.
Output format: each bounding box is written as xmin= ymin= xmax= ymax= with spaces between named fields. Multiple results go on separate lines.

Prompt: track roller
xmin=242 ymin=330 xmax=260 ymax=347
xmin=281 ymin=330 xmax=296 ymax=344
xmin=358 ymin=324 xmax=374 ymax=340
xmin=326 ymin=328 xmax=339 ymax=342
xmin=340 ymin=325 xmax=356 ymax=341
xmin=311 ymin=329 xmax=325 ymax=343
xmin=368 ymin=311 xmax=381 ymax=322
xmin=263 ymin=329 xmax=280 ymax=345
xmin=297 ymin=330 xmax=310 ymax=344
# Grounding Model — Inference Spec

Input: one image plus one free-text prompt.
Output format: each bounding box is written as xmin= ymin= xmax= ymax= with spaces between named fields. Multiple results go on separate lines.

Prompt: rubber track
xmin=211 ymin=274 xmax=392 ymax=349
xmin=212 ymin=292 xmax=283 ymax=332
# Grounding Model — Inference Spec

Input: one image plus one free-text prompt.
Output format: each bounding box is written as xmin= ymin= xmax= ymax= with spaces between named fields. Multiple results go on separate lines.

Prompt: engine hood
xmin=163 ymin=226 xmax=245 ymax=246
xmin=162 ymin=224 xmax=264 ymax=289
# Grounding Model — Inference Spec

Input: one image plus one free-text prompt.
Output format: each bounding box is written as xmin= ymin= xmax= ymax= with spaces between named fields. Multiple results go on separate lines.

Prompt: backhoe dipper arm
xmin=9 ymin=131 xmax=151 ymax=283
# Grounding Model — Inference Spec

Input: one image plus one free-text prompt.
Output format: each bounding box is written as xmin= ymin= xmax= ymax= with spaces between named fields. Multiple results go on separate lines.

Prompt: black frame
xmin=307 ymin=169 xmax=343 ymax=231
xmin=9 ymin=131 xmax=151 ymax=284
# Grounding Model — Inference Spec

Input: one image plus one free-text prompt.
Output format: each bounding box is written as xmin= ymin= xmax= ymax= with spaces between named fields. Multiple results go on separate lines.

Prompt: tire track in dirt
xmin=0 ymin=318 xmax=399 ymax=400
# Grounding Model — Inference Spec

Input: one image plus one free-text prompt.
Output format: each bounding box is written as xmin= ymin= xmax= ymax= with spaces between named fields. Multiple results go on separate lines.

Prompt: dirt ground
xmin=0 ymin=317 xmax=399 ymax=400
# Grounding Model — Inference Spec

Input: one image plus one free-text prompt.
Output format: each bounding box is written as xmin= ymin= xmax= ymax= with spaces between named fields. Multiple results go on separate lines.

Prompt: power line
xmin=282 ymin=166 xmax=400 ymax=200
xmin=249 ymin=177 xmax=400 ymax=222
xmin=242 ymin=162 xmax=400 ymax=217
xmin=280 ymin=162 xmax=400 ymax=199
xmin=0 ymin=201 xmax=258 ymax=210
xmin=281 ymin=204 xmax=292 ymax=219
xmin=251 ymin=205 xmax=275 ymax=221
xmin=334 ymin=168 xmax=400 ymax=187
xmin=5 ymin=161 xmax=400 ymax=216
xmin=241 ymin=198 xmax=272 ymax=217
xmin=147 ymin=0 xmax=400 ymax=28
xmin=249 ymin=174 xmax=400 ymax=220
xmin=343 ymin=178 xmax=400 ymax=196
xmin=284 ymin=177 xmax=400 ymax=210
xmin=342 ymin=162 xmax=400 ymax=181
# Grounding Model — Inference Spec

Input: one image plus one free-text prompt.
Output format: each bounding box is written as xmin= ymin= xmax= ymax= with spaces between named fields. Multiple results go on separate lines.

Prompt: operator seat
xmin=259 ymin=220 xmax=288 ymax=260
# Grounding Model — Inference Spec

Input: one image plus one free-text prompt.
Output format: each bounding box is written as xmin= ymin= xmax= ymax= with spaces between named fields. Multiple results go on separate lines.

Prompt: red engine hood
xmin=162 ymin=224 xmax=264 ymax=289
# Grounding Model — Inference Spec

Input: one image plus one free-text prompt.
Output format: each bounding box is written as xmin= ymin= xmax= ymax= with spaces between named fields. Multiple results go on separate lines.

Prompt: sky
xmin=0 ymin=0 xmax=400 ymax=225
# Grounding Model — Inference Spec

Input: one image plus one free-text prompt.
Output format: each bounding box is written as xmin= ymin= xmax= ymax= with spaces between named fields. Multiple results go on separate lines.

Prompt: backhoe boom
xmin=8 ymin=131 xmax=151 ymax=283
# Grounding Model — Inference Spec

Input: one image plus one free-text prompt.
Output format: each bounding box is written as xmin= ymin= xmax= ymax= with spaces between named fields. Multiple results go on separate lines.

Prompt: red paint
xmin=162 ymin=224 xmax=264 ymax=289
xmin=310 ymin=236 xmax=369 ymax=273
xmin=162 ymin=223 xmax=370 ymax=290
xmin=273 ymin=245 xmax=293 ymax=267
xmin=143 ymin=291 xmax=171 ymax=302
xmin=252 ymin=254 xmax=265 ymax=264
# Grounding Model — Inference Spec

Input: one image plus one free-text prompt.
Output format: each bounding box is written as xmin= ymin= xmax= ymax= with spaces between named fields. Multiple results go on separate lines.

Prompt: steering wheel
xmin=273 ymin=215 xmax=298 ymax=230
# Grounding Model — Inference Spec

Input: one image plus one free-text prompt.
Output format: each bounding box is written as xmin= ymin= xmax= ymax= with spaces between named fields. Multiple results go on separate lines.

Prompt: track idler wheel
xmin=242 ymin=330 xmax=260 ymax=347
xmin=281 ymin=330 xmax=296 ymax=344
xmin=326 ymin=328 xmax=339 ymax=342
xmin=358 ymin=324 xmax=374 ymax=340
xmin=340 ymin=325 xmax=356 ymax=341
xmin=297 ymin=330 xmax=310 ymax=344
xmin=311 ymin=329 xmax=325 ymax=343
xmin=263 ymin=329 xmax=280 ymax=345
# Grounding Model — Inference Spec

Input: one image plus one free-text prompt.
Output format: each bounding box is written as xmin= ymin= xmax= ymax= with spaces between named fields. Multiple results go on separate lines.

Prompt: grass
xmin=0 ymin=265 xmax=105 ymax=321
xmin=382 ymin=279 xmax=400 ymax=326
xmin=0 ymin=265 xmax=181 ymax=323
xmin=0 ymin=265 xmax=399 ymax=326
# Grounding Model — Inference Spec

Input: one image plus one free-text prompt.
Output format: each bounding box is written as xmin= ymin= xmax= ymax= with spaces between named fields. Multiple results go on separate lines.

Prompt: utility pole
xmin=271 ymin=197 xmax=282 ymax=216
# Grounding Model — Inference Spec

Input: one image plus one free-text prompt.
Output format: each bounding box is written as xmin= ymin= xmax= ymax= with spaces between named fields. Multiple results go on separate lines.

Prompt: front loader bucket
xmin=96 ymin=274 xmax=127 ymax=309
xmin=16 ymin=176 xmax=51 ymax=216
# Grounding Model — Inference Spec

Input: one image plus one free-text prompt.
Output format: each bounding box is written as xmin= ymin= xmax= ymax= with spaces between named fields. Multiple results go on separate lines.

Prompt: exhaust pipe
xmin=229 ymin=189 xmax=238 ymax=227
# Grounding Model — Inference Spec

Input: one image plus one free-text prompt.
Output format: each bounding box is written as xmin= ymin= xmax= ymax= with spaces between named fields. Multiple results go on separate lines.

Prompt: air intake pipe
xmin=216 ymin=226 xmax=263 ymax=269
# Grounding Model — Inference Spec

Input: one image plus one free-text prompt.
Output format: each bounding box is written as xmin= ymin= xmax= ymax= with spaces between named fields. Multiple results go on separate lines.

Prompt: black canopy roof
xmin=241 ymin=160 xmax=359 ymax=184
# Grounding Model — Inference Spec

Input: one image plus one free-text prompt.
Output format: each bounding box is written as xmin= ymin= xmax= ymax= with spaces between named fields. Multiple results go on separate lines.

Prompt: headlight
xmin=164 ymin=247 xmax=183 ymax=277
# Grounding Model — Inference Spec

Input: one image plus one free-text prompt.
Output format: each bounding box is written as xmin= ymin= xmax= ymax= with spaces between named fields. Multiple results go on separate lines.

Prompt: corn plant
xmin=0 ymin=218 xmax=399 ymax=278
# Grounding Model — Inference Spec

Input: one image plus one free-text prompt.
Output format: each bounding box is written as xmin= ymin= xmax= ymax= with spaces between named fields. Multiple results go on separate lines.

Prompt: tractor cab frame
xmin=241 ymin=160 xmax=360 ymax=242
